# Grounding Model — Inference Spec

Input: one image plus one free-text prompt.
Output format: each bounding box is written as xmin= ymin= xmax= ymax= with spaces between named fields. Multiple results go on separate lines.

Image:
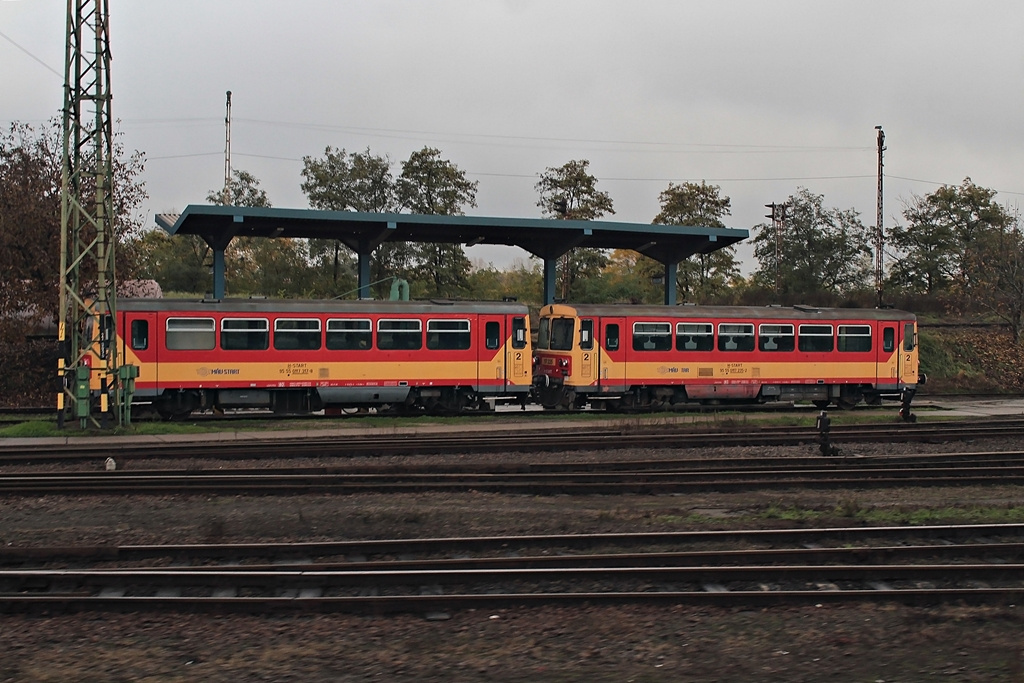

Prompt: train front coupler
xmin=898 ymin=387 xmax=917 ymax=423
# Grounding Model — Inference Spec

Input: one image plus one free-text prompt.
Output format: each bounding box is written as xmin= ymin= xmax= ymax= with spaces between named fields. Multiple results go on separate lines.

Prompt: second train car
xmin=532 ymin=303 xmax=922 ymax=413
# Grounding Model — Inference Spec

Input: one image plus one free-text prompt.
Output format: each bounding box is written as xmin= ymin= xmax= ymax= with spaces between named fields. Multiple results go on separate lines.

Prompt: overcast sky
xmin=3 ymin=0 xmax=1023 ymax=272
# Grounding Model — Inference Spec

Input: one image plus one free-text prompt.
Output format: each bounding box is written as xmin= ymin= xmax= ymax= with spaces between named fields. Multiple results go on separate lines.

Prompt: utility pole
xmin=874 ymin=125 xmax=886 ymax=308
xmin=223 ymin=90 xmax=232 ymax=205
xmin=58 ymin=0 xmax=134 ymax=428
xmin=766 ymin=202 xmax=788 ymax=296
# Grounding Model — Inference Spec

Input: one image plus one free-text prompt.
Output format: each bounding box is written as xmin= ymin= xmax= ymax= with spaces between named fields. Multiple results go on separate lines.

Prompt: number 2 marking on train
xmin=515 ymin=352 xmax=522 ymax=361
xmin=583 ymin=353 xmax=590 ymax=361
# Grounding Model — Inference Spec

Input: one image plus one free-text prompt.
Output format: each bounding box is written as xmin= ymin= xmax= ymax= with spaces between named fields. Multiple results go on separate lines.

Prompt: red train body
xmin=532 ymin=303 xmax=923 ymax=412
xmin=108 ymin=298 xmax=531 ymax=418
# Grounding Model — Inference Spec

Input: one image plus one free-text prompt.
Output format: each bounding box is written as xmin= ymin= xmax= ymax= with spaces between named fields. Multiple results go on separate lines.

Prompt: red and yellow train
xmin=99 ymin=298 xmax=532 ymax=418
xmin=532 ymin=303 xmax=923 ymax=414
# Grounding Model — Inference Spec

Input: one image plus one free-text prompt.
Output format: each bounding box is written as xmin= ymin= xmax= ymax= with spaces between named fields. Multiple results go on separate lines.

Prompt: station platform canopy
xmin=155 ymin=205 xmax=749 ymax=304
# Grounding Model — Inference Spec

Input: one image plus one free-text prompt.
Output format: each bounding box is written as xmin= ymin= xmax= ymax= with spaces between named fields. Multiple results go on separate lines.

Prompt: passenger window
xmin=606 ymin=324 xmax=619 ymax=351
xmin=378 ymin=319 xmax=421 ymax=350
xmin=758 ymin=324 xmax=794 ymax=352
xmin=798 ymin=324 xmax=834 ymax=353
xmin=130 ymin=319 xmax=149 ymax=351
xmin=485 ymin=321 xmax=501 ymax=350
xmin=274 ymin=318 xmax=321 ymax=351
xmin=326 ymin=319 xmax=371 ymax=350
xmin=580 ymin=319 xmax=594 ymax=351
xmin=838 ymin=325 xmax=872 ymax=352
xmin=883 ymin=327 xmax=895 ymax=353
xmin=427 ymin=319 xmax=471 ymax=350
xmin=676 ymin=323 xmax=714 ymax=351
xmin=221 ymin=318 xmax=270 ymax=351
xmin=166 ymin=317 xmax=216 ymax=350
xmin=633 ymin=322 xmax=672 ymax=351
xmin=717 ymin=323 xmax=755 ymax=352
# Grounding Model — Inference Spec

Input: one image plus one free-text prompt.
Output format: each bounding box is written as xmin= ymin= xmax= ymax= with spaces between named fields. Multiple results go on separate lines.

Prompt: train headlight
xmin=558 ymin=358 xmax=569 ymax=367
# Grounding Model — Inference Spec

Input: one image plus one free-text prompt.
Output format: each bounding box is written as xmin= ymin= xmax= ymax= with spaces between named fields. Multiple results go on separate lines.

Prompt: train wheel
xmin=537 ymin=385 xmax=566 ymax=410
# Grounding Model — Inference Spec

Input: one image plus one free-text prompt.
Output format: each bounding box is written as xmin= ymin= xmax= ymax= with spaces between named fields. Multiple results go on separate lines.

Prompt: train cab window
xmin=883 ymin=327 xmax=895 ymax=353
xmin=130 ymin=319 xmax=149 ymax=351
xmin=606 ymin=324 xmax=620 ymax=351
xmin=378 ymin=319 xmax=421 ymax=350
xmin=904 ymin=323 xmax=916 ymax=351
xmin=166 ymin=317 xmax=215 ymax=350
xmin=550 ymin=318 xmax=575 ymax=351
xmin=717 ymin=323 xmax=755 ymax=352
xmin=798 ymin=324 xmax=834 ymax=352
xmin=427 ymin=319 xmax=471 ymax=350
xmin=838 ymin=325 xmax=872 ymax=352
xmin=536 ymin=318 xmax=551 ymax=350
xmin=326 ymin=319 xmax=371 ymax=350
xmin=633 ymin=322 xmax=672 ymax=351
xmin=580 ymin=319 xmax=594 ymax=350
xmin=485 ymin=322 xmax=501 ymax=350
xmin=274 ymin=318 xmax=321 ymax=351
xmin=221 ymin=318 xmax=269 ymax=351
xmin=758 ymin=324 xmax=794 ymax=352
xmin=512 ymin=317 xmax=527 ymax=350
xmin=676 ymin=323 xmax=714 ymax=351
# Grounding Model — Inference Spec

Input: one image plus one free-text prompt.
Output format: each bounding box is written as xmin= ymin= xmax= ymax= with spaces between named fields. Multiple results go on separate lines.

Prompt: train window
xmin=717 ymin=323 xmax=755 ymax=352
xmin=378 ymin=319 xmax=422 ymax=350
xmin=512 ymin=317 xmax=527 ymax=349
xmin=165 ymin=317 xmax=215 ymax=350
xmin=633 ymin=322 xmax=672 ymax=351
xmin=676 ymin=323 xmax=714 ymax=351
xmin=485 ymin=322 xmax=501 ymax=350
xmin=326 ymin=319 xmax=371 ymax=350
xmin=580 ymin=319 xmax=594 ymax=350
xmin=274 ymin=318 xmax=322 ymax=351
xmin=130 ymin=319 xmax=149 ymax=351
xmin=221 ymin=318 xmax=269 ymax=351
xmin=606 ymin=324 xmax=620 ymax=351
xmin=427 ymin=319 xmax=471 ymax=350
xmin=838 ymin=325 xmax=872 ymax=352
xmin=536 ymin=318 xmax=551 ymax=350
xmin=798 ymin=324 xmax=834 ymax=352
xmin=904 ymin=323 xmax=916 ymax=351
xmin=883 ymin=327 xmax=895 ymax=352
xmin=758 ymin=324 xmax=794 ymax=352
xmin=550 ymin=318 xmax=575 ymax=351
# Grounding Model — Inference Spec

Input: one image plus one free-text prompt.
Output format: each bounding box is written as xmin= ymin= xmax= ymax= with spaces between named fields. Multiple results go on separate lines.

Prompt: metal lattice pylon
xmin=58 ymin=0 xmax=127 ymax=428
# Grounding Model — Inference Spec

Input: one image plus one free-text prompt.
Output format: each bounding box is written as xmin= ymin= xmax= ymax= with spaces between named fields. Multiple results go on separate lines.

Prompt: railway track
xmin=3 ymin=448 xmax=1024 ymax=495
xmin=3 ymin=524 xmax=1022 ymax=614
xmin=3 ymin=416 xmax=1024 ymax=465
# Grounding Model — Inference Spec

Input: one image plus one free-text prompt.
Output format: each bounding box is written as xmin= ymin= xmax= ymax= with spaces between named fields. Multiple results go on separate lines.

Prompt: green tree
xmin=0 ymin=119 xmax=146 ymax=406
xmin=396 ymin=147 xmax=478 ymax=297
xmin=653 ymin=181 xmax=739 ymax=302
xmin=206 ymin=169 xmax=272 ymax=208
xmin=300 ymin=146 xmax=407 ymax=296
xmin=887 ymin=178 xmax=1012 ymax=295
xmin=535 ymin=159 xmax=615 ymax=301
xmin=751 ymin=188 xmax=872 ymax=297
xmin=966 ymin=211 xmax=1024 ymax=341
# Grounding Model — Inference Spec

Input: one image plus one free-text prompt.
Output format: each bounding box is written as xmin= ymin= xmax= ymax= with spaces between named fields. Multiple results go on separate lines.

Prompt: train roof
xmin=541 ymin=303 xmax=916 ymax=322
xmin=117 ymin=298 xmax=530 ymax=315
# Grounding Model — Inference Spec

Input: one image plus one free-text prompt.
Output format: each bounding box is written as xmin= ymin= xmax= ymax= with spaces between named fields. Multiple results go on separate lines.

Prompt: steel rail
xmin=5 ymin=523 xmax=1024 ymax=565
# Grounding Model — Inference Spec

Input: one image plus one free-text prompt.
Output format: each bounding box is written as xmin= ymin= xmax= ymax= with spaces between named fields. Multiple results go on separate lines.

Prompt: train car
xmin=532 ymin=303 xmax=923 ymax=414
xmin=93 ymin=298 xmax=531 ymax=418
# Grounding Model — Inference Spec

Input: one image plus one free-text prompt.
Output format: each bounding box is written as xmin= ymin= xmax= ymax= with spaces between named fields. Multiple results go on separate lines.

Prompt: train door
xmin=900 ymin=321 xmax=917 ymax=383
xmin=479 ymin=315 xmax=506 ymax=391
xmin=877 ymin=323 xmax=897 ymax=384
xmin=508 ymin=314 xmax=529 ymax=386
xmin=578 ymin=317 xmax=597 ymax=388
xmin=599 ymin=317 xmax=627 ymax=391
xmin=121 ymin=311 xmax=158 ymax=389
